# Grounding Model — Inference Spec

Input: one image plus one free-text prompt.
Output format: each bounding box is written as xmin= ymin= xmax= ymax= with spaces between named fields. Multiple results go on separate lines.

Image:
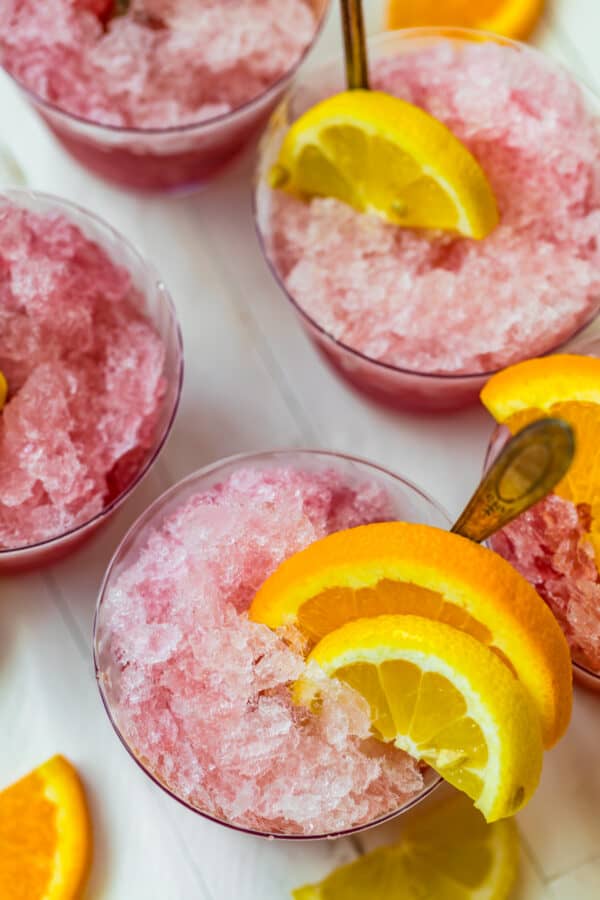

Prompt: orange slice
xmin=386 ymin=0 xmax=545 ymax=42
xmin=481 ymin=354 xmax=600 ymax=562
xmin=0 ymin=755 xmax=92 ymax=900
xmin=249 ymin=522 xmax=572 ymax=747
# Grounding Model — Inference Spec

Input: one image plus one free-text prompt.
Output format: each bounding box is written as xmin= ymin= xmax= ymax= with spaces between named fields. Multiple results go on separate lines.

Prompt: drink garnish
xmin=270 ymin=90 xmax=499 ymax=238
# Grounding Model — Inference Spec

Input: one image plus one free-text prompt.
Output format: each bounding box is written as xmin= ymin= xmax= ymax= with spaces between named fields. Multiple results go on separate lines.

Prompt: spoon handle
xmin=452 ymin=418 xmax=575 ymax=544
xmin=340 ymin=0 xmax=370 ymax=90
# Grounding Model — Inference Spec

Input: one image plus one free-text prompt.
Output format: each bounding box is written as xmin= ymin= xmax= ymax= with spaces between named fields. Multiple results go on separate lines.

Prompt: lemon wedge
xmin=272 ymin=90 xmax=499 ymax=238
xmin=293 ymin=792 xmax=520 ymax=900
xmin=296 ymin=615 xmax=543 ymax=823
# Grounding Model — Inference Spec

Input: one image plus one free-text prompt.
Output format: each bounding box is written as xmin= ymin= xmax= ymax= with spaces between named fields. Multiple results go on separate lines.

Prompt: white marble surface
xmin=0 ymin=1 xmax=599 ymax=897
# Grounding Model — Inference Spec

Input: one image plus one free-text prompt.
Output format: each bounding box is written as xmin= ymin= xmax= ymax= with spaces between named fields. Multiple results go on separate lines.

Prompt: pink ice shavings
xmin=0 ymin=202 xmax=166 ymax=549
xmin=492 ymin=494 xmax=600 ymax=672
xmin=96 ymin=465 xmax=425 ymax=835
xmin=267 ymin=40 xmax=600 ymax=376
xmin=0 ymin=0 xmax=318 ymax=129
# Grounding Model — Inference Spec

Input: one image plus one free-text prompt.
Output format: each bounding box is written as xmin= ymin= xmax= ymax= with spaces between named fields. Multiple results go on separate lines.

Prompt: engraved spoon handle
xmin=452 ymin=418 xmax=576 ymax=544
xmin=339 ymin=0 xmax=370 ymax=90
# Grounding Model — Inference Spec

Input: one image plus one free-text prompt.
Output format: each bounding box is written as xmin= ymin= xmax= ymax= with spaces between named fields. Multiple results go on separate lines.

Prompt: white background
xmin=1 ymin=0 xmax=599 ymax=897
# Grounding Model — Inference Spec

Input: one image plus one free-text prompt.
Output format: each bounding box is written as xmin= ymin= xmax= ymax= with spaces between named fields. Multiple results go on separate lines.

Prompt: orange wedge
xmin=386 ymin=0 xmax=545 ymax=42
xmin=481 ymin=354 xmax=600 ymax=562
xmin=249 ymin=522 xmax=572 ymax=747
xmin=0 ymin=755 xmax=92 ymax=900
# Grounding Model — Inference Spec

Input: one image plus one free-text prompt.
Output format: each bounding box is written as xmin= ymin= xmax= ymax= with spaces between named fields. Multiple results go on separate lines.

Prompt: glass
xmin=484 ymin=422 xmax=600 ymax=694
xmin=2 ymin=0 xmax=330 ymax=193
xmin=0 ymin=189 xmax=183 ymax=573
xmin=94 ymin=449 xmax=448 ymax=839
xmin=254 ymin=28 xmax=600 ymax=413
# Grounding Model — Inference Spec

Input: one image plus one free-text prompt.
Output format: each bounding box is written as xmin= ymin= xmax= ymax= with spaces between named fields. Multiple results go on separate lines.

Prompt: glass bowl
xmin=1 ymin=0 xmax=330 ymax=193
xmin=0 ymin=188 xmax=183 ymax=573
xmin=254 ymin=28 xmax=600 ymax=413
xmin=484 ymin=424 xmax=600 ymax=694
xmin=94 ymin=449 xmax=448 ymax=840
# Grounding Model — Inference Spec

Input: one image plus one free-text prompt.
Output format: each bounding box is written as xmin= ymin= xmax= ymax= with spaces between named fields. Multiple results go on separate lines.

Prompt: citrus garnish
xmin=296 ymin=615 xmax=542 ymax=823
xmin=293 ymin=791 xmax=520 ymax=899
xmin=386 ymin=0 xmax=545 ymax=42
xmin=0 ymin=370 xmax=7 ymax=411
xmin=271 ymin=90 xmax=499 ymax=238
xmin=250 ymin=522 xmax=572 ymax=748
xmin=0 ymin=755 xmax=92 ymax=900
xmin=481 ymin=354 xmax=600 ymax=562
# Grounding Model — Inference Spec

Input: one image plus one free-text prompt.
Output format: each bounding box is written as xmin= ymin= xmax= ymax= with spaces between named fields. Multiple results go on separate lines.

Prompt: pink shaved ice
xmin=267 ymin=42 xmax=600 ymax=375
xmin=96 ymin=466 xmax=425 ymax=835
xmin=0 ymin=201 xmax=166 ymax=549
xmin=492 ymin=495 xmax=600 ymax=673
xmin=0 ymin=0 xmax=318 ymax=129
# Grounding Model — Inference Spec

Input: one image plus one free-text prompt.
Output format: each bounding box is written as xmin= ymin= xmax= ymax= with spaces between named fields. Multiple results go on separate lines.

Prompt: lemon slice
xmin=297 ymin=615 xmax=543 ymax=823
xmin=271 ymin=90 xmax=499 ymax=238
xmin=293 ymin=792 xmax=520 ymax=900
xmin=250 ymin=522 xmax=572 ymax=749
xmin=0 ymin=755 xmax=92 ymax=899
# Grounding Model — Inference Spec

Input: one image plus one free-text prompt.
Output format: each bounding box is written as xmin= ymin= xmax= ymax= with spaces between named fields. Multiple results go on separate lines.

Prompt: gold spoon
xmin=452 ymin=418 xmax=575 ymax=543
xmin=340 ymin=0 xmax=370 ymax=90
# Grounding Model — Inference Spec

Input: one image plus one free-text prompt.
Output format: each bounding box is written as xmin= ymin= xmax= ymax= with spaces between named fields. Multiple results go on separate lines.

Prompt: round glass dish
xmin=484 ymin=423 xmax=600 ymax=694
xmin=254 ymin=28 xmax=600 ymax=413
xmin=94 ymin=449 xmax=448 ymax=840
xmin=0 ymin=188 xmax=183 ymax=572
xmin=1 ymin=0 xmax=330 ymax=193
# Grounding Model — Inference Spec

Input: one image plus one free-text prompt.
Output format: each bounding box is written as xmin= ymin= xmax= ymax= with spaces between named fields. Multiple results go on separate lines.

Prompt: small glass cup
xmin=484 ymin=424 xmax=600 ymax=694
xmin=94 ymin=449 xmax=448 ymax=839
xmin=1 ymin=0 xmax=330 ymax=193
xmin=254 ymin=28 xmax=600 ymax=413
xmin=0 ymin=189 xmax=183 ymax=573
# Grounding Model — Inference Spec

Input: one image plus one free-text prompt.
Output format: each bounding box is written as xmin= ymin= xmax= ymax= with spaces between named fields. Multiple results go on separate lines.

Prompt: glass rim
xmin=0 ymin=0 xmax=331 ymax=137
xmin=484 ymin=422 xmax=600 ymax=686
xmin=253 ymin=25 xmax=600 ymax=384
xmin=0 ymin=186 xmax=184 ymax=558
xmin=572 ymin=656 xmax=600 ymax=683
xmin=93 ymin=447 xmax=450 ymax=840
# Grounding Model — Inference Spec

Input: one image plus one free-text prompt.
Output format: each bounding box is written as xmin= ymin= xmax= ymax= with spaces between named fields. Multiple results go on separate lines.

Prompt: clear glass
xmin=484 ymin=416 xmax=600 ymax=694
xmin=0 ymin=189 xmax=183 ymax=573
xmin=254 ymin=28 xmax=600 ymax=413
xmin=94 ymin=449 xmax=449 ymax=840
xmin=2 ymin=0 xmax=330 ymax=193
